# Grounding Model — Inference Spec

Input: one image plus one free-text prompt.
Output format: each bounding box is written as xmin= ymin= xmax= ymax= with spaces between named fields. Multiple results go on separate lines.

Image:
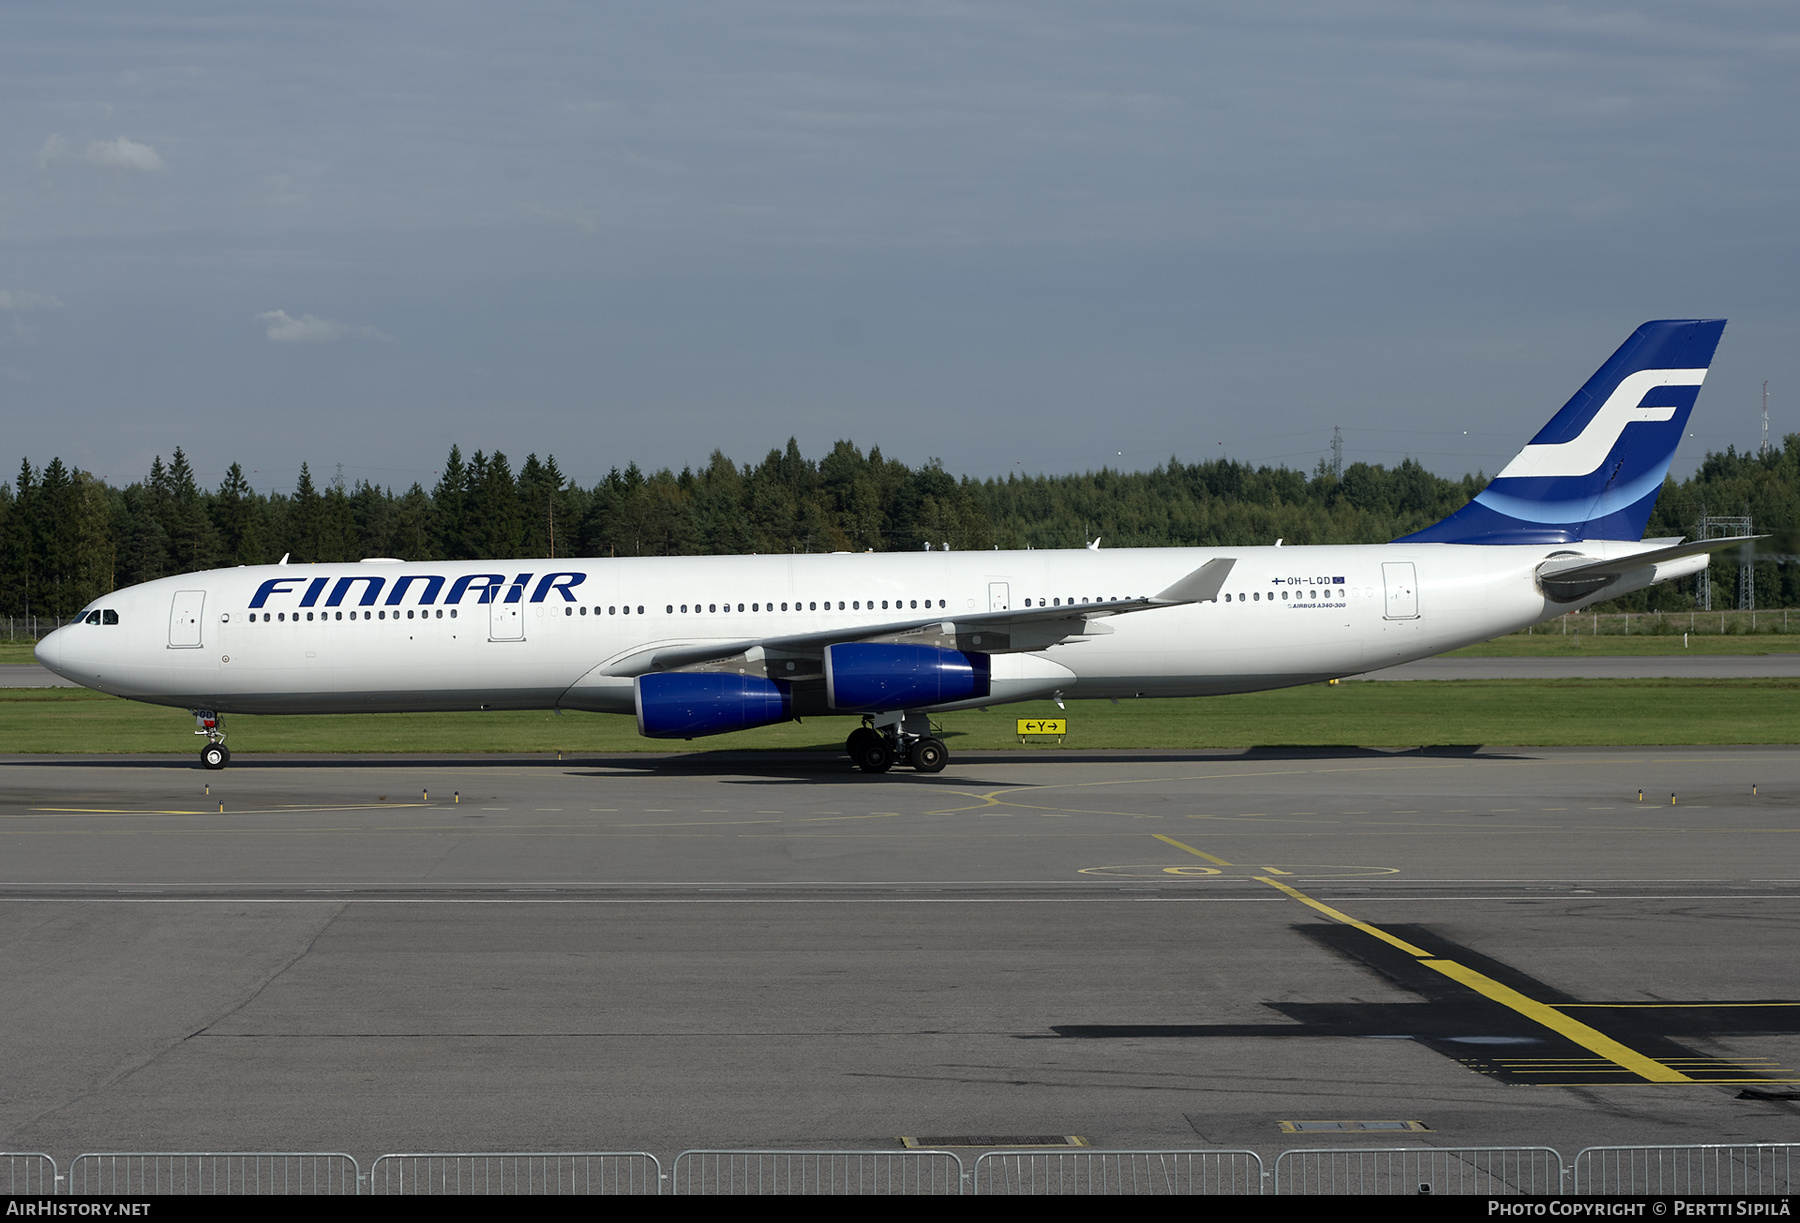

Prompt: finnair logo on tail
xmin=1495 ymin=368 xmax=1707 ymax=480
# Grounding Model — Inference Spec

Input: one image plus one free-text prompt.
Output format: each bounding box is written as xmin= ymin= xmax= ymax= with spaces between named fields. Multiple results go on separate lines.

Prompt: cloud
xmin=38 ymin=133 xmax=166 ymax=172
xmin=84 ymin=136 xmax=165 ymax=172
xmin=0 ymin=289 xmax=61 ymax=311
xmin=258 ymin=309 xmax=392 ymax=343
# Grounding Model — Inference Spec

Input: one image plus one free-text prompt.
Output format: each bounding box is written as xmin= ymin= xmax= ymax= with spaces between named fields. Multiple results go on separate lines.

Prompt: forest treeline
xmin=3 ymin=435 xmax=1796 ymax=621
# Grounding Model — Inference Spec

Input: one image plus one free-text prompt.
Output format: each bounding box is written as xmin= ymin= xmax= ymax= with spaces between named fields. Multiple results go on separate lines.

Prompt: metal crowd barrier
xmin=671 ymin=1149 xmax=965 ymax=1195
xmin=0 ymin=1153 xmax=59 ymax=1195
xmin=1573 ymin=1143 xmax=1799 ymax=1196
xmin=30 ymin=1142 xmax=1800 ymax=1194
xmin=973 ymin=1148 xmax=1265 ymax=1195
xmin=1273 ymin=1145 xmax=1566 ymax=1196
xmin=64 ymin=1152 xmax=360 ymax=1195
xmin=367 ymin=1152 xmax=663 ymax=1195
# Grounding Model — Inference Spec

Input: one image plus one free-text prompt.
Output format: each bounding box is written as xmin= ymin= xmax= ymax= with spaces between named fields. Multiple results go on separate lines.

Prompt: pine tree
xmin=289 ymin=464 xmax=322 ymax=562
xmin=430 ymin=446 xmax=469 ymax=560
xmin=213 ymin=463 xmax=263 ymax=565
xmin=165 ymin=447 xmax=220 ymax=574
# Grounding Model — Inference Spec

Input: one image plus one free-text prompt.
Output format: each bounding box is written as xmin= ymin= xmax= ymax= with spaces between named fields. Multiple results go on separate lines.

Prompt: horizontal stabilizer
xmin=1536 ymin=535 xmax=1765 ymax=603
xmin=1537 ymin=535 xmax=1767 ymax=585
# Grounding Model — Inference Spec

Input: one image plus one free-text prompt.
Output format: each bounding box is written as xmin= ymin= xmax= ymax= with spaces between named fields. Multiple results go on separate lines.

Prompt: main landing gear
xmin=193 ymin=709 xmax=231 ymax=770
xmin=846 ymin=715 xmax=948 ymax=775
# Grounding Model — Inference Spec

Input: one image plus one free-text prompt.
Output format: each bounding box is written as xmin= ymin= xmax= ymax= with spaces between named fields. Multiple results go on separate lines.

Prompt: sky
xmin=3 ymin=1 xmax=1797 ymax=496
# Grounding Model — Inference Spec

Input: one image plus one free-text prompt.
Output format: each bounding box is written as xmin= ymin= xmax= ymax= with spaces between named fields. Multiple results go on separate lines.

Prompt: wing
xmin=595 ymin=557 xmax=1237 ymax=677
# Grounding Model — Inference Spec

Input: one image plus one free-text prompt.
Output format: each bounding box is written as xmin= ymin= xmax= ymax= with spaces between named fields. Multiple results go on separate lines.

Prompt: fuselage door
xmin=1382 ymin=562 xmax=1419 ymax=620
xmin=988 ymin=582 xmax=1011 ymax=612
xmin=489 ymin=591 xmax=524 ymax=641
xmin=168 ymin=590 xmax=206 ymax=648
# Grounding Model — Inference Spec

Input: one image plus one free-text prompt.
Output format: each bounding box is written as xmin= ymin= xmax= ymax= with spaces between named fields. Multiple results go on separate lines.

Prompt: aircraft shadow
xmin=0 ymin=743 xmax=1535 ymax=778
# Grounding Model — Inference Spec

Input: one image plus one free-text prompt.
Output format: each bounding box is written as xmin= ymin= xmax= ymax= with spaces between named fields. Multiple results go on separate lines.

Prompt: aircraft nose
xmin=34 ymin=626 xmax=68 ymax=678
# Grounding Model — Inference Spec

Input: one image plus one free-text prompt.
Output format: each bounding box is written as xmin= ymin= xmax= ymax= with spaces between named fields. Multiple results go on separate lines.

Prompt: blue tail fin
xmin=1398 ymin=319 xmax=1726 ymax=545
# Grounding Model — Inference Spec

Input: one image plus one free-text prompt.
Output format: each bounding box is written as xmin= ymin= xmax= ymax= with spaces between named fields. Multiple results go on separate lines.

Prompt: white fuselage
xmin=35 ymin=540 xmax=1695 ymax=721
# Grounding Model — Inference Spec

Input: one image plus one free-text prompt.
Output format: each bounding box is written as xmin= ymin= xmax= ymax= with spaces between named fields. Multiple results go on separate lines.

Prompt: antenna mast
xmin=1761 ymin=381 xmax=1771 ymax=458
xmin=1330 ymin=426 xmax=1344 ymax=480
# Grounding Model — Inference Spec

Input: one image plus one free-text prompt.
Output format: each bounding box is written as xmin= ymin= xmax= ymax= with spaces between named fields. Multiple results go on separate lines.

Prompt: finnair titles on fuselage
xmin=38 ymin=319 xmax=1741 ymax=774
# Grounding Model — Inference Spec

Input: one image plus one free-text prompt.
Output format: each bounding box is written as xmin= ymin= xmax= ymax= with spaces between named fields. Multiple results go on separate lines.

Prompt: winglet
xmin=1153 ymin=558 xmax=1236 ymax=604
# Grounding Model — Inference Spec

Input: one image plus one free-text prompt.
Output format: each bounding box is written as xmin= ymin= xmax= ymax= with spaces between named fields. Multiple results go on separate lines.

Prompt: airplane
xmin=35 ymin=318 xmax=1749 ymax=775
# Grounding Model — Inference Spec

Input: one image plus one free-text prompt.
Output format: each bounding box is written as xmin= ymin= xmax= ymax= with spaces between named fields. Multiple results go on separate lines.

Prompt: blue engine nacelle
xmin=635 ymin=672 xmax=793 ymax=738
xmin=824 ymin=643 xmax=991 ymax=710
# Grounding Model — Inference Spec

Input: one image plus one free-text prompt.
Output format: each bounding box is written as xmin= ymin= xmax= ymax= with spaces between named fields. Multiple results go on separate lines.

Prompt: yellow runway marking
xmin=1558 ymin=1002 xmax=1800 ymax=1009
xmin=32 ymin=808 xmax=208 ymax=815
xmin=1421 ymin=959 xmax=1689 ymax=1082
xmin=28 ymin=804 xmax=430 ymax=815
xmin=1151 ymin=834 xmax=1231 ymax=866
xmin=1255 ymin=875 xmax=1431 ymax=957
xmin=1246 ymin=866 xmax=1694 ymax=1084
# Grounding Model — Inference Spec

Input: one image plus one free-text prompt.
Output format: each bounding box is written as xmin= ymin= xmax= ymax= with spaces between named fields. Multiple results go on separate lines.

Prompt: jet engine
xmin=823 ymin=643 xmax=991 ymax=711
xmin=635 ymin=672 xmax=792 ymax=738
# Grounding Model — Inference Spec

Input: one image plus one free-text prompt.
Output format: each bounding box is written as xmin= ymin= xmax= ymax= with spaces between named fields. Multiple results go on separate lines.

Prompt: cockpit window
xmin=103 ymin=610 xmax=119 ymax=625
xmin=85 ymin=611 xmax=101 ymax=625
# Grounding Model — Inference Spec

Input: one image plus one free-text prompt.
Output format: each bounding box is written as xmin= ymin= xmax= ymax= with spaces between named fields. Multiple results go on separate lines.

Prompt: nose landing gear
xmin=193 ymin=710 xmax=231 ymax=770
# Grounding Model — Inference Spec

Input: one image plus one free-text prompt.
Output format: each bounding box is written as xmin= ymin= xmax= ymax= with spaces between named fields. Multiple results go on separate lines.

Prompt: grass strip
xmin=1 ymin=678 xmax=1794 ymax=755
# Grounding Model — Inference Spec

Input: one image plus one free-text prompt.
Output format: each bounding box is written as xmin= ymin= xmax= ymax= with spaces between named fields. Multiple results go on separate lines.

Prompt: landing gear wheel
xmin=201 ymin=743 xmax=230 ymax=770
xmin=909 ymin=737 xmax=948 ymax=773
xmin=846 ymin=727 xmax=879 ymax=758
xmin=853 ymin=737 xmax=894 ymax=774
